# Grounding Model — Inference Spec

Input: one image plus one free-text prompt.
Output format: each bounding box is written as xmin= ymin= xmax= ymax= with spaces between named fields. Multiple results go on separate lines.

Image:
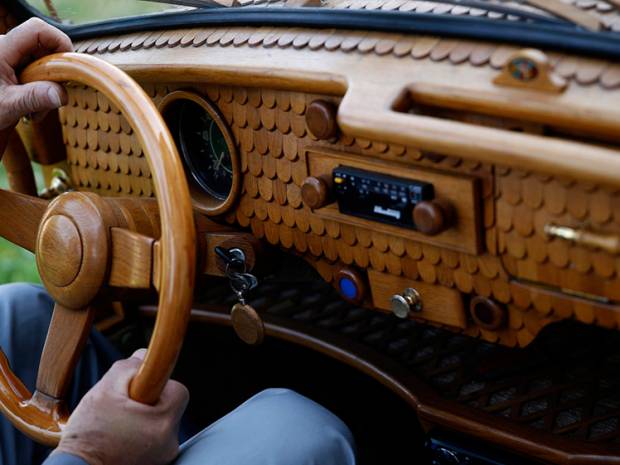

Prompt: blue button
xmin=339 ymin=277 xmax=358 ymax=300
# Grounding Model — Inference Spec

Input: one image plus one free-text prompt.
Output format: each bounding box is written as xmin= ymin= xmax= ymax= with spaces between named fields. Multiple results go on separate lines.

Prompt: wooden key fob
xmin=231 ymin=302 xmax=265 ymax=345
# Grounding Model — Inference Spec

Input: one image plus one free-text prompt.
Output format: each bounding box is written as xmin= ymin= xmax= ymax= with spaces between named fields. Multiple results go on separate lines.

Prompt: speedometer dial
xmin=160 ymin=91 xmax=240 ymax=216
xmin=178 ymin=100 xmax=233 ymax=200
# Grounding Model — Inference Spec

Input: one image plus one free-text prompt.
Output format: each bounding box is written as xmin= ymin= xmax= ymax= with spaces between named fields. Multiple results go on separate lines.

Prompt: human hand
xmin=0 ymin=17 xmax=72 ymax=153
xmin=52 ymin=349 xmax=190 ymax=465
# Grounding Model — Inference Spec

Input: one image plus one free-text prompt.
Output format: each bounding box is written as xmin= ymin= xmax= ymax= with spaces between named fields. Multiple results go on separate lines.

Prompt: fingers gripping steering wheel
xmin=0 ymin=53 xmax=196 ymax=446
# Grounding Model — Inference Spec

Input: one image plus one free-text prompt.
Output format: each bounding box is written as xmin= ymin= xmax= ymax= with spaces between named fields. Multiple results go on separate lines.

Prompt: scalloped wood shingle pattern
xmin=61 ymin=82 xmax=620 ymax=348
xmin=74 ymin=26 xmax=620 ymax=91
xmin=497 ymin=169 xmax=620 ymax=316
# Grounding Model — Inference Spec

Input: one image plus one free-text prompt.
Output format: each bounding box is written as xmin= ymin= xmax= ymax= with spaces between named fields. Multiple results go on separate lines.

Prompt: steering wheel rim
xmin=0 ymin=53 xmax=196 ymax=445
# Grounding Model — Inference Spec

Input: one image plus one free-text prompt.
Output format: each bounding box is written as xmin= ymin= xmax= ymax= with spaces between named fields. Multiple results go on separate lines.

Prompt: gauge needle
xmin=213 ymin=151 xmax=225 ymax=171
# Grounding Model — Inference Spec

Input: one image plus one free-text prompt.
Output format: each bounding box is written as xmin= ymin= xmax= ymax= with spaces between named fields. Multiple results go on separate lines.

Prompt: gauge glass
xmin=177 ymin=101 xmax=233 ymax=200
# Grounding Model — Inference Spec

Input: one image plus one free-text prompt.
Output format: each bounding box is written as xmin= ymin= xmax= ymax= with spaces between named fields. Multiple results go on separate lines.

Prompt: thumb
xmin=1 ymin=82 xmax=66 ymax=128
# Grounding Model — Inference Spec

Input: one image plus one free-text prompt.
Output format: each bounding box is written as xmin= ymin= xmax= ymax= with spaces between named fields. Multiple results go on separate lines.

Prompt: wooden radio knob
xmin=306 ymin=100 xmax=338 ymax=140
xmin=413 ymin=199 xmax=453 ymax=236
xmin=301 ymin=175 xmax=332 ymax=210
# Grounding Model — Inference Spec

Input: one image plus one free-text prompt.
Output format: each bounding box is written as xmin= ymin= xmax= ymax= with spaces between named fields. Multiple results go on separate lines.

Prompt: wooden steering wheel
xmin=0 ymin=53 xmax=196 ymax=446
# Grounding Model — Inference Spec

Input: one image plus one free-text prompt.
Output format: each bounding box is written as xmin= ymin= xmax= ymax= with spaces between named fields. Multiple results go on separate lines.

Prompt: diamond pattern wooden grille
xmin=198 ymin=276 xmax=620 ymax=450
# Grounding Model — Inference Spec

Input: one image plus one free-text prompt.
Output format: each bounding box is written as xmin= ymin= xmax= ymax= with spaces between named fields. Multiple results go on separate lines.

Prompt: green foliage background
xmin=25 ymin=0 xmax=178 ymax=25
xmin=0 ymin=165 xmax=41 ymax=284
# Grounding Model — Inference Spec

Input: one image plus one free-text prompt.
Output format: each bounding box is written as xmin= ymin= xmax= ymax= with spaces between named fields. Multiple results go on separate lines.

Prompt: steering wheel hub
xmin=35 ymin=191 xmax=111 ymax=310
xmin=37 ymin=215 xmax=82 ymax=287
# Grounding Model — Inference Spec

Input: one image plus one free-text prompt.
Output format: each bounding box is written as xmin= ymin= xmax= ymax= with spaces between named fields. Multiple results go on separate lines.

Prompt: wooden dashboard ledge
xmin=75 ymin=27 xmax=620 ymax=188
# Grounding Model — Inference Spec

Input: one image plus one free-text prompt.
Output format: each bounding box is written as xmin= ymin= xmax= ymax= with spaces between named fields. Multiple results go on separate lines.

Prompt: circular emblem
xmin=508 ymin=57 xmax=539 ymax=82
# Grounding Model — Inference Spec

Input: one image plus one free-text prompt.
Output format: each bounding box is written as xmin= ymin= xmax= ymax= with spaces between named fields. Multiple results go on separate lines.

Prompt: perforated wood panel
xmin=197 ymin=277 xmax=620 ymax=463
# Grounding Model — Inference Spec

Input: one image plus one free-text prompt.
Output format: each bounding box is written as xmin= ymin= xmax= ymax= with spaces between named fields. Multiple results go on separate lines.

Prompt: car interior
xmin=2 ymin=0 xmax=620 ymax=463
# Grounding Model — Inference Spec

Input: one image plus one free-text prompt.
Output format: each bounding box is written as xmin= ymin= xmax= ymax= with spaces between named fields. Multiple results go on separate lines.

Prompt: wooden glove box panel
xmin=368 ymin=269 xmax=467 ymax=329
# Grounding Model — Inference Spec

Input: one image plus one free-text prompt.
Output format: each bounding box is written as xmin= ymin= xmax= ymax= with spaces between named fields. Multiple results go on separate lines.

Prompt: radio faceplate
xmin=333 ymin=166 xmax=434 ymax=229
xmin=305 ymin=149 xmax=482 ymax=254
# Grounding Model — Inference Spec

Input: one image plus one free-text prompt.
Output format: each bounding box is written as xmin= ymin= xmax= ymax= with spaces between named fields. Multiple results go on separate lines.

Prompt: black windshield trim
xmin=10 ymin=3 xmax=620 ymax=60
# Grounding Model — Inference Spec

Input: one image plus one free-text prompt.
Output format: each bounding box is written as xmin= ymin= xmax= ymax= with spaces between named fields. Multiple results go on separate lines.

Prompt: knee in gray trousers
xmin=0 ymin=283 xmax=118 ymax=465
xmin=175 ymin=388 xmax=356 ymax=465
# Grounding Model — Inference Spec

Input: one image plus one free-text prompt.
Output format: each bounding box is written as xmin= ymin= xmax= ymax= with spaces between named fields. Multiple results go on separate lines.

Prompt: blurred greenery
xmin=25 ymin=0 xmax=181 ymax=25
xmin=0 ymin=165 xmax=42 ymax=284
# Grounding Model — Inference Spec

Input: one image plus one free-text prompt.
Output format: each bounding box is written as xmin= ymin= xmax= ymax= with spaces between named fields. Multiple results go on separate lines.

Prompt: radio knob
xmin=413 ymin=199 xmax=453 ymax=236
xmin=301 ymin=175 xmax=333 ymax=210
xmin=306 ymin=100 xmax=339 ymax=140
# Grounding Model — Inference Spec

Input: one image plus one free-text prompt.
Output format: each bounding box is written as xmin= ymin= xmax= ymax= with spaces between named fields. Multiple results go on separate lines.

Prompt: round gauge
xmin=178 ymin=100 xmax=233 ymax=200
xmin=159 ymin=91 xmax=240 ymax=216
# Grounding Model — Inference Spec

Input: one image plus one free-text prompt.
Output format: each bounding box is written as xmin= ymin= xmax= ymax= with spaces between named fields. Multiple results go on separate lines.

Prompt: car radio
xmin=332 ymin=166 xmax=434 ymax=229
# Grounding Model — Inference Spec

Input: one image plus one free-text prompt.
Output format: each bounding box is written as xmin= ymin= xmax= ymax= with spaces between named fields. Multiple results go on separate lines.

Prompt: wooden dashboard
xmin=31 ymin=20 xmax=618 ymax=351
xmin=5 ymin=2 xmax=620 ymax=350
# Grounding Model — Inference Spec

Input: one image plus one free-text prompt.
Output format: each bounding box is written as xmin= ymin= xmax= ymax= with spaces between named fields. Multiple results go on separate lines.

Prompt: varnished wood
xmin=109 ymin=228 xmax=156 ymax=289
xmin=37 ymin=215 xmax=82 ymax=288
xmin=35 ymin=192 xmax=115 ymax=310
xmin=306 ymin=99 xmax=338 ymax=140
xmin=18 ymin=16 xmax=615 ymax=354
xmin=0 ymin=53 xmax=197 ymax=444
xmin=412 ymin=199 xmax=453 ymax=236
xmin=493 ymin=49 xmax=567 ymax=94
xmin=2 ymin=131 xmax=37 ymax=195
xmin=0 ymin=189 xmax=47 ymax=252
xmin=80 ymin=26 xmax=620 ymax=186
xmin=17 ymin=12 xmax=620 ymax=464
xmin=469 ymin=296 xmax=506 ymax=331
xmin=301 ymin=174 xmax=333 ymax=210
xmin=36 ymin=304 xmax=95 ymax=400
xmin=56 ymin=76 xmax=620 ymax=348
xmin=0 ymin=351 xmax=65 ymax=446
xmin=230 ymin=303 xmax=265 ymax=345
xmin=22 ymin=53 xmax=197 ymax=407
xmin=369 ymin=269 xmax=466 ymax=328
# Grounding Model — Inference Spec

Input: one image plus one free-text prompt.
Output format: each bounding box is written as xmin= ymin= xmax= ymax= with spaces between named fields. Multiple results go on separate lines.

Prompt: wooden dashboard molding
xmin=74 ymin=27 xmax=620 ymax=91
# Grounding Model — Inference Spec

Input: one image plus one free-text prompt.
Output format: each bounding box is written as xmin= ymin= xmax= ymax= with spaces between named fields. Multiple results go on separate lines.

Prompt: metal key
xmin=215 ymin=247 xmax=264 ymax=345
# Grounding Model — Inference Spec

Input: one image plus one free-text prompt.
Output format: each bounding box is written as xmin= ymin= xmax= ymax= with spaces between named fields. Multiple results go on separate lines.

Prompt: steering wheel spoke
xmin=36 ymin=303 xmax=96 ymax=400
xmin=109 ymin=227 xmax=159 ymax=290
xmin=0 ymin=189 xmax=48 ymax=252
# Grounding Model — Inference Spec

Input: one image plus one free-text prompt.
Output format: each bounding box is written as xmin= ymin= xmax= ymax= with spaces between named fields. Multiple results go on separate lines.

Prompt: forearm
xmin=42 ymin=452 xmax=91 ymax=465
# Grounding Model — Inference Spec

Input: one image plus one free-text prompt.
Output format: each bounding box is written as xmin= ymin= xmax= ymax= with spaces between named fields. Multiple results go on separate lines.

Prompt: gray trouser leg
xmin=0 ymin=284 xmax=119 ymax=465
xmin=175 ymin=388 xmax=357 ymax=465
xmin=0 ymin=284 xmax=356 ymax=465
